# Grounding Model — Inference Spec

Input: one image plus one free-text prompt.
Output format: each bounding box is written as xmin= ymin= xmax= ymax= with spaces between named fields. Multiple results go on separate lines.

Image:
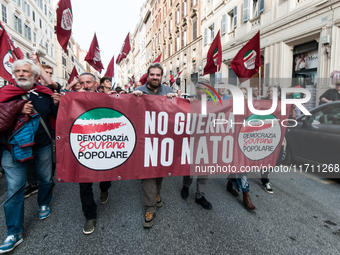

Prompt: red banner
xmin=56 ymin=93 xmax=290 ymax=183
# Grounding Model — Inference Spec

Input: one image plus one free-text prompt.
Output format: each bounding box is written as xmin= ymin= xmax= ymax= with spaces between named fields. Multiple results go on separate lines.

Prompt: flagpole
xmin=34 ymin=5 xmax=59 ymax=54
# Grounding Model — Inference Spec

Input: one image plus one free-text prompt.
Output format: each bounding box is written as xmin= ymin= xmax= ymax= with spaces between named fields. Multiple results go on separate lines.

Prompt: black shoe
xmin=24 ymin=184 xmax=38 ymax=198
xmin=195 ymin=196 xmax=212 ymax=210
xmin=181 ymin=186 xmax=189 ymax=199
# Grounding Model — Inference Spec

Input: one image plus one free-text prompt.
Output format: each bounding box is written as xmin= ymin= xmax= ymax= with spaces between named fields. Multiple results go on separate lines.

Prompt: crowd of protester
xmin=1 ymin=55 xmax=337 ymax=253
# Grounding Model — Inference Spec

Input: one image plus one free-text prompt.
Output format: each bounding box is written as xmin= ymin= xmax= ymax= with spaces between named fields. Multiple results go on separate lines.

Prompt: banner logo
xmin=70 ymin=108 xmax=136 ymax=170
xmin=61 ymin=8 xmax=73 ymax=30
xmin=3 ymin=51 xmax=13 ymax=75
xmin=238 ymin=114 xmax=281 ymax=160
xmin=243 ymin=50 xmax=257 ymax=70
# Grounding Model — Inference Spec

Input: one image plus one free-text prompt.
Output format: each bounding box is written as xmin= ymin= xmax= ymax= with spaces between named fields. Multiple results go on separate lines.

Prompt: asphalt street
xmin=0 ymin=170 xmax=340 ymax=255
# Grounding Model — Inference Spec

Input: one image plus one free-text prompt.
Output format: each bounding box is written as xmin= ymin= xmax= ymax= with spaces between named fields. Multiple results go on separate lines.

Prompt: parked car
xmin=282 ymin=101 xmax=340 ymax=165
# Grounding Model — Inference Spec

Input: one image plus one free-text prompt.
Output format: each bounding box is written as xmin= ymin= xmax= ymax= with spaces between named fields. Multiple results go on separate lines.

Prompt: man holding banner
xmin=78 ymin=72 xmax=112 ymax=234
xmin=180 ymin=79 xmax=212 ymax=210
xmin=0 ymin=59 xmax=60 ymax=253
xmin=133 ymin=63 xmax=177 ymax=228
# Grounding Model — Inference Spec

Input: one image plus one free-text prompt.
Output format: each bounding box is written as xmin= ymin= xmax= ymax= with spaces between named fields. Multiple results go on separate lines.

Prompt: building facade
xmin=1 ymin=0 xmax=56 ymax=86
xmin=202 ymin=0 xmax=340 ymax=107
xmin=118 ymin=0 xmax=203 ymax=95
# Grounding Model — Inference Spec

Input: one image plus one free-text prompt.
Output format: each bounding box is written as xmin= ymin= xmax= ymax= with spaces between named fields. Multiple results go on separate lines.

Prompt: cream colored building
xmin=0 ymin=0 xmax=56 ymax=86
xmin=202 ymin=0 xmax=340 ymax=107
xmin=118 ymin=0 xmax=203 ymax=95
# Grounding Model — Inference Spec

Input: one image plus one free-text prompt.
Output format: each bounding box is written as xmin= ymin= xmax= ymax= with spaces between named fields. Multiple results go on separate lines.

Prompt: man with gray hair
xmin=0 ymin=58 xmax=60 ymax=253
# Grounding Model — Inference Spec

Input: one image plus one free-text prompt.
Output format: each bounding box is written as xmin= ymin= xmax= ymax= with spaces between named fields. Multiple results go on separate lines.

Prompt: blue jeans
xmin=1 ymin=144 xmax=53 ymax=235
xmin=229 ymin=173 xmax=250 ymax=192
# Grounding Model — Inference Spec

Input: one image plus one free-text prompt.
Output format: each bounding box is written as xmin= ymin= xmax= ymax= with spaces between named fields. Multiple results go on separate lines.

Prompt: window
xmin=170 ymin=0 xmax=172 ymax=7
xmin=45 ymin=42 xmax=48 ymax=53
xmin=243 ymin=0 xmax=265 ymax=22
xmin=24 ymin=1 xmax=30 ymax=16
xmin=163 ymin=44 xmax=167 ymax=59
xmin=209 ymin=23 xmax=215 ymax=41
xmin=228 ymin=6 xmax=237 ymax=32
xmin=33 ymin=31 xmax=36 ymax=43
xmin=14 ymin=15 xmax=22 ymax=34
xmin=39 ymin=19 xmax=42 ymax=28
xmin=222 ymin=14 xmax=227 ymax=35
xmin=50 ymin=30 xmax=52 ymax=39
xmin=164 ymin=3 xmax=167 ymax=18
xmin=193 ymin=19 xmax=197 ymax=40
xmin=51 ymin=46 xmax=53 ymax=57
xmin=39 ymin=0 xmax=43 ymax=10
xmin=24 ymin=24 xmax=31 ymax=41
xmin=15 ymin=0 xmax=21 ymax=7
xmin=191 ymin=0 xmax=198 ymax=7
xmin=176 ymin=6 xmax=180 ymax=24
xmin=169 ymin=16 xmax=172 ymax=33
xmin=169 ymin=42 xmax=172 ymax=56
xmin=32 ymin=11 xmax=35 ymax=22
xmin=164 ymin=23 xmax=167 ymax=38
xmin=182 ymin=30 xmax=187 ymax=48
xmin=175 ymin=35 xmax=180 ymax=51
xmin=44 ymin=4 xmax=47 ymax=16
xmin=182 ymin=1 xmax=187 ymax=17
xmin=62 ymin=56 xmax=66 ymax=66
xmin=49 ymin=11 xmax=52 ymax=18
xmin=2 ymin=4 xmax=7 ymax=23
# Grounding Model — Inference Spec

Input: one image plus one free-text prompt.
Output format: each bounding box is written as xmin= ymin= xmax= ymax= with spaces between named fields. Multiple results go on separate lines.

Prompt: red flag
xmin=170 ymin=69 xmax=184 ymax=85
xmin=104 ymin=55 xmax=114 ymax=78
xmin=56 ymin=0 xmax=73 ymax=50
xmin=85 ymin=33 xmax=104 ymax=73
xmin=8 ymin=35 xmax=24 ymax=60
xmin=139 ymin=53 xmax=162 ymax=85
xmin=231 ymin=31 xmax=261 ymax=83
xmin=0 ymin=22 xmax=23 ymax=83
xmin=116 ymin=33 xmax=131 ymax=64
xmin=203 ymin=30 xmax=222 ymax=76
xmin=68 ymin=66 xmax=79 ymax=84
xmin=125 ymin=76 xmax=134 ymax=89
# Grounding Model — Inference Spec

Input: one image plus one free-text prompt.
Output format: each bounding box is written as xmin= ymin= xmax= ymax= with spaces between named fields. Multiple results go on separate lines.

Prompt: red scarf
xmin=0 ymin=84 xmax=53 ymax=103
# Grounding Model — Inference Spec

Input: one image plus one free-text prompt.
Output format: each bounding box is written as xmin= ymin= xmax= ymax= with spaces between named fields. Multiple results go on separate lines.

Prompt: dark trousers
xmin=261 ymin=145 xmax=284 ymax=184
xmin=79 ymin=181 xmax=111 ymax=220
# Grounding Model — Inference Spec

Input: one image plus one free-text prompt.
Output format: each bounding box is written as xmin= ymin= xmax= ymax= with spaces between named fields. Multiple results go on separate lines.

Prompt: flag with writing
xmin=116 ymin=33 xmax=131 ymax=64
xmin=139 ymin=53 xmax=162 ymax=85
xmin=0 ymin=22 xmax=24 ymax=83
xmin=231 ymin=31 xmax=261 ymax=83
xmin=68 ymin=66 xmax=79 ymax=84
xmin=56 ymin=0 xmax=73 ymax=51
xmin=104 ymin=55 xmax=114 ymax=78
xmin=203 ymin=30 xmax=222 ymax=76
xmin=85 ymin=33 xmax=104 ymax=73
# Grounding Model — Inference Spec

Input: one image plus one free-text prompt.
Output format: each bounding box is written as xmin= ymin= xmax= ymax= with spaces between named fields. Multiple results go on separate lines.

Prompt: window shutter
xmin=243 ymin=0 xmax=250 ymax=22
xmin=193 ymin=19 xmax=197 ymax=40
xmin=259 ymin=0 xmax=265 ymax=14
xmin=204 ymin=28 xmax=207 ymax=45
xmin=221 ymin=14 xmax=227 ymax=35
xmin=234 ymin=6 xmax=237 ymax=28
